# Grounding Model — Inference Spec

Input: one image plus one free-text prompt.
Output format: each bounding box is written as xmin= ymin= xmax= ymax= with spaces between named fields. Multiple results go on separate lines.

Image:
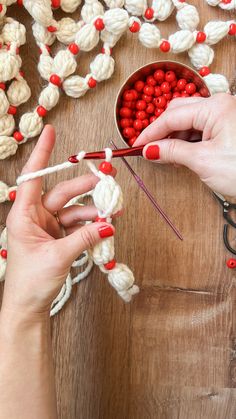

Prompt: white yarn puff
xmin=124 ymin=0 xmax=147 ymax=16
xmin=19 ymin=111 xmax=43 ymax=138
xmin=0 ymin=50 xmax=21 ymax=82
xmin=61 ymin=0 xmax=82 ymax=13
xmin=0 ymin=136 xmax=18 ymax=160
xmin=169 ymin=30 xmax=195 ymax=53
xmin=104 ymin=0 xmax=124 ymax=8
xmin=0 ymin=181 xmax=16 ymax=203
xmin=92 ymin=175 xmax=123 ymax=218
xmin=0 ymin=114 xmax=15 ymax=136
xmin=32 ymin=22 xmax=56 ymax=46
xmin=152 ymin=0 xmax=174 ymax=22
xmin=23 ymin=0 xmax=54 ymax=27
xmin=188 ymin=43 xmax=214 ymax=69
xmin=176 ymin=5 xmax=200 ymax=31
xmin=204 ymin=73 xmax=230 ymax=94
xmin=7 ymin=79 xmax=31 ymax=106
xmin=75 ymin=23 xmax=99 ymax=51
xmin=101 ymin=29 xmax=122 ymax=48
xmin=104 ymin=8 xmax=129 ymax=35
xmin=0 ymin=228 xmax=7 ymax=282
xmin=2 ymin=19 xmax=26 ymax=45
xmin=92 ymin=236 xmax=115 ymax=265
xmin=81 ymin=0 xmax=104 ymax=23
xmin=52 ymin=50 xmax=77 ymax=78
xmin=38 ymin=54 xmax=54 ymax=80
xmin=138 ymin=23 xmax=161 ymax=48
xmin=106 ymin=264 xmax=139 ymax=302
xmin=204 ymin=21 xmax=229 ymax=45
xmin=39 ymin=84 xmax=60 ymax=110
xmin=90 ymin=54 xmax=115 ymax=81
xmin=0 ymin=90 xmax=9 ymax=117
xmin=63 ymin=75 xmax=89 ymax=98
xmin=57 ymin=18 xmax=80 ymax=44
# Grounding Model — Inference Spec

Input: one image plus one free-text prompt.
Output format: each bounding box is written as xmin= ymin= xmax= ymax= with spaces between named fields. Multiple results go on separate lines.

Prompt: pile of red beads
xmin=118 ymin=68 xmax=205 ymax=146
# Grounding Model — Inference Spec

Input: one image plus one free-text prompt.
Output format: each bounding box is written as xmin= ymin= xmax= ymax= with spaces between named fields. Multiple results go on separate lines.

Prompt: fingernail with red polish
xmin=98 ymin=225 xmax=114 ymax=238
xmin=145 ymin=145 xmax=160 ymax=160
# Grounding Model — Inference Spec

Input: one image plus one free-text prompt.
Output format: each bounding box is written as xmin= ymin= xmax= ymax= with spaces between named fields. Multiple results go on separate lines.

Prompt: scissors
xmin=213 ymin=192 xmax=236 ymax=256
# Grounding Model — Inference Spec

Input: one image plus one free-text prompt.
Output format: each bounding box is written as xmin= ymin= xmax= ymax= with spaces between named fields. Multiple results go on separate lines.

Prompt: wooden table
xmin=1 ymin=2 xmax=236 ymax=418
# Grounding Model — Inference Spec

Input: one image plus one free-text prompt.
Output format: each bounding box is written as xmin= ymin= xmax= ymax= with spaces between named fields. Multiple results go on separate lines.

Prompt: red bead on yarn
xmin=129 ymin=21 xmax=140 ymax=33
xmin=222 ymin=0 xmax=232 ymax=3
xmin=196 ymin=31 xmax=206 ymax=43
xmin=228 ymin=23 xmax=236 ymax=36
xmin=99 ymin=161 xmax=113 ymax=174
xmin=227 ymin=258 xmax=236 ymax=269
xmin=0 ymin=249 xmax=7 ymax=259
xmin=51 ymin=0 xmax=60 ymax=8
xmin=0 ymin=4 xmax=3 ymax=12
xmin=9 ymin=190 xmax=16 ymax=201
xmin=68 ymin=43 xmax=80 ymax=55
xmin=47 ymin=25 xmax=57 ymax=32
xmin=17 ymin=0 xmax=23 ymax=5
xmin=13 ymin=131 xmax=24 ymax=142
xmin=144 ymin=8 xmax=154 ymax=20
xmin=50 ymin=74 xmax=62 ymax=86
xmin=199 ymin=66 xmax=210 ymax=77
xmin=160 ymin=40 xmax=170 ymax=52
xmin=88 ymin=77 xmax=97 ymax=88
xmin=8 ymin=105 xmax=17 ymax=115
xmin=94 ymin=18 xmax=105 ymax=31
xmin=37 ymin=106 xmax=47 ymax=117
xmin=104 ymin=259 xmax=116 ymax=270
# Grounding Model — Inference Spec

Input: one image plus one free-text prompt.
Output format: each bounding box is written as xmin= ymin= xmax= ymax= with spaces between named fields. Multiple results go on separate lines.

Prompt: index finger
xmin=16 ymin=125 xmax=55 ymax=206
xmin=134 ymin=98 xmax=210 ymax=146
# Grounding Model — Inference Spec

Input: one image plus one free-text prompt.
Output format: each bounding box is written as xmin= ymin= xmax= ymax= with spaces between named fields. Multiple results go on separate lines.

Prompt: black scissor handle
xmin=223 ymin=224 xmax=236 ymax=255
xmin=223 ymin=207 xmax=236 ymax=229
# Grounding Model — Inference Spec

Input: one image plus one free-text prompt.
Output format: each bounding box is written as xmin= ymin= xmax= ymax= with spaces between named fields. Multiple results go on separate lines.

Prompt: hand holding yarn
xmin=135 ymin=93 xmax=236 ymax=197
xmin=1 ymin=125 xmax=116 ymax=316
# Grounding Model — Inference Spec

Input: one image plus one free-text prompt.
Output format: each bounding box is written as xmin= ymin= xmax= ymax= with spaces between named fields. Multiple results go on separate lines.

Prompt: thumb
xmin=143 ymin=139 xmax=202 ymax=171
xmin=57 ymin=222 xmax=115 ymax=265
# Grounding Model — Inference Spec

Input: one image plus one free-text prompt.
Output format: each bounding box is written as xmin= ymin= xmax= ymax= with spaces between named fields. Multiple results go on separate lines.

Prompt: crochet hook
xmin=68 ymin=146 xmax=144 ymax=162
xmin=109 ymin=140 xmax=183 ymax=241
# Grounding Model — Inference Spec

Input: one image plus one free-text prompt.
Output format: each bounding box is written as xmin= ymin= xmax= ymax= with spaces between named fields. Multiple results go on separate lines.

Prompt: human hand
xmin=135 ymin=93 xmax=236 ymax=197
xmin=2 ymin=125 xmax=115 ymax=317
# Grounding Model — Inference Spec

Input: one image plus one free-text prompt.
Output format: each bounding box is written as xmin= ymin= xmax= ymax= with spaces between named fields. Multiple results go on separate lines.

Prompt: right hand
xmin=135 ymin=93 xmax=236 ymax=197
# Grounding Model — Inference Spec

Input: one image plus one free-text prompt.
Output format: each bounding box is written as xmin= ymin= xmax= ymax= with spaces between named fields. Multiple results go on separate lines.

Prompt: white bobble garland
xmin=0 ymin=136 xmax=18 ymax=160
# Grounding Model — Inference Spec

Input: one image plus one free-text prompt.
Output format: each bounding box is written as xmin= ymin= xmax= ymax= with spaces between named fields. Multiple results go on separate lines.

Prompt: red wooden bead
xmin=119 ymin=107 xmax=132 ymax=118
xmin=177 ymin=78 xmax=187 ymax=91
xmin=17 ymin=0 xmax=23 ymax=5
xmin=146 ymin=103 xmax=155 ymax=114
xmin=163 ymin=92 xmax=172 ymax=101
xmin=122 ymin=100 xmax=132 ymax=108
xmin=165 ymin=70 xmax=176 ymax=82
xmin=154 ymin=86 xmax=162 ymax=97
xmin=144 ymin=7 xmax=154 ymax=20
xmin=153 ymin=69 xmax=165 ymax=83
xmin=0 ymin=82 xmax=6 ymax=90
xmin=185 ymin=83 xmax=196 ymax=95
xmin=37 ymin=106 xmax=47 ymax=117
xmin=160 ymin=81 xmax=170 ymax=93
xmin=68 ymin=43 xmax=79 ymax=55
xmin=155 ymin=108 xmax=164 ymax=117
xmin=13 ymin=131 xmax=24 ymax=142
xmin=128 ymin=137 xmax=137 ymax=146
xmin=160 ymin=40 xmax=170 ymax=52
xmin=136 ymin=100 xmax=146 ymax=111
xmin=227 ymin=258 xmax=236 ymax=269
xmin=172 ymin=91 xmax=181 ymax=98
xmin=171 ymin=80 xmax=177 ymax=88
xmin=196 ymin=31 xmax=206 ymax=43
xmin=101 ymin=47 xmax=112 ymax=54
xmin=51 ymin=0 xmax=60 ymax=8
xmin=0 ymin=4 xmax=2 ymax=12
xmin=154 ymin=96 xmax=167 ymax=108
xmin=95 ymin=217 xmax=107 ymax=222
xmin=181 ymin=92 xmax=190 ymax=97
xmin=130 ymin=89 xmax=138 ymax=100
xmin=222 ymin=0 xmax=232 ymax=3
xmin=133 ymin=119 xmax=143 ymax=131
xmin=142 ymin=94 xmax=152 ymax=103
xmin=199 ymin=66 xmax=210 ymax=77
xmin=228 ymin=23 xmax=236 ymax=35
xmin=50 ymin=74 xmax=62 ymax=86
xmin=123 ymin=127 xmax=136 ymax=139
xmin=120 ymin=118 xmax=132 ymax=128
xmin=134 ymin=80 xmax=145 ymax=92
xmin=9 ymin=190 xmax=16 ymax=201
xmin=99 ymin=161 xmax=113 ymax=174
xmin=47 ymin=25 xmax=57 ymax=32
xmin=88 ymin=77 xmax=97 ymax=88
xmin=8 ymin=105 xmax=17 ymax=115
xmin=129 ymin=21 xmax=140 ymax=33
xmin=94 ymin=18 xmax=105 ymax=31
xmin=143 ymin=85 xmax=154 ymax=96
xmin=123 ymin=90 xmax=135 ymax=101
xmin=142 ymin=119 xmax=149 ymax=129
xmin=192 ymin=92 xmax=201 ymax=97
xmin=19 ymin=70 xmax=24 ymax=77
xmin=146 ymin=76 xmax=157 ymax=86
xmin=136 ymin=110 xmax=146 ymax=120
xmin=0 ymin=249 xmax=7 ymax=259
xmin=150 ymin=115 xmax=157 ymax=123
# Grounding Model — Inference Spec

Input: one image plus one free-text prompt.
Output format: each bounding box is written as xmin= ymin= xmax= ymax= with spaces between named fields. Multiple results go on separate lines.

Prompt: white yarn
xmin=0 ymin=136 xmax=18 ymax=160
xmin=0 ymin=115 xmax=15 ymax=136
xmin=7 ymin=79 xmax=31 ymax=106
xmin=0 ymin=90 xmax=10 ymax=117
xmin=188 ymin=44 xmax=214 ymax=69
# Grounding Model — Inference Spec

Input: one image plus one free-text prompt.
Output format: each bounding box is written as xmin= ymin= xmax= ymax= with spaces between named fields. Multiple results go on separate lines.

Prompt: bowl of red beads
xmin=115 ymin=61 xmax=210 ymax=147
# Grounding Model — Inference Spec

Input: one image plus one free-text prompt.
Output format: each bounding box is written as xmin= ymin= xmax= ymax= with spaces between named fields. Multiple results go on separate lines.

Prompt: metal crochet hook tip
xmin=109 ymin=140 xmax=183 ymax=241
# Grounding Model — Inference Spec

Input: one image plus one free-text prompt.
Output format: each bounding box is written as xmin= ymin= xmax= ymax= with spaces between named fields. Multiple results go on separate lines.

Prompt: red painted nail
xmin=98 ymin=225 xmax=114 ymax=238
xmin=145 ymin=145 xmax=160 ymax=160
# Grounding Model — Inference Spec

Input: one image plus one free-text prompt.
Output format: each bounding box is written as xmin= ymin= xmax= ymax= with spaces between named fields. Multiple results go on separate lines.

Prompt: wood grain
xmin=1 ymin=2 xmax=236 ymax=418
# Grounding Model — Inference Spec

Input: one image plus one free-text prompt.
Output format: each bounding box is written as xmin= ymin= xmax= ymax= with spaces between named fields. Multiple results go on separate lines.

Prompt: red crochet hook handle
xmin=68 ymin=146 xmax=144 ymax=163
